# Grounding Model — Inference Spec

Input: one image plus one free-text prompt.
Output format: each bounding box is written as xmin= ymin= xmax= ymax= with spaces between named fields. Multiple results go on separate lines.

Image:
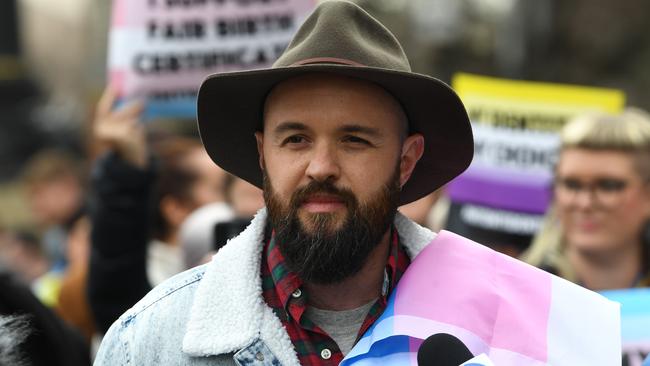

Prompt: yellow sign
xmin=450 ymin=73 xmax=625 ymax=174
xmin=452 ymin=73 xmax=625 ymax=132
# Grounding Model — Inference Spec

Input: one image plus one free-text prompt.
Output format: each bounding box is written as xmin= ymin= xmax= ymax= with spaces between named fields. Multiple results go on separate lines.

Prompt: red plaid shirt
xmin=261 ymin=228 xmax=410 ymax=365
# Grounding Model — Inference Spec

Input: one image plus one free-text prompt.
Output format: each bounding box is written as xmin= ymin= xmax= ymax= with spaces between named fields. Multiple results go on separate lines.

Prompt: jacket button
xmin=320 ymin=348 xmax=331 ymax=360
xmin=291 ymin=289 xmax=302 ymax=298
xmin=255 ymin=352 xmax=264 ymax=361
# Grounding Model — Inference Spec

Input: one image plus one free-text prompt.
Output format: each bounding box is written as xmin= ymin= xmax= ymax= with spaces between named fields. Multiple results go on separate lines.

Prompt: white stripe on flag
xmin=546 ymin=276 xmax=621 ymax=365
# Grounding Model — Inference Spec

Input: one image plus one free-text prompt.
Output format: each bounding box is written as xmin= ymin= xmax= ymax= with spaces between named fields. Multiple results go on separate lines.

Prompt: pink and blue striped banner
xmin=341 ymin=231 xmax=621 ymax=365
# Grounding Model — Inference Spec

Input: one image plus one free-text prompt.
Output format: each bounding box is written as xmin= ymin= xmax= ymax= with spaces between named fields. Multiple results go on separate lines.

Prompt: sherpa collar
xmin=182 ymin=208 xmax=436 ymax=364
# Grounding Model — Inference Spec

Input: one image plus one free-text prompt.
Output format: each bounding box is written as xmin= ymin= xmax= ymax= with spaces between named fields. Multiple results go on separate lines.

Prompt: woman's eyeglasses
xmin=554 ymin=177 xmax=629 ymax=207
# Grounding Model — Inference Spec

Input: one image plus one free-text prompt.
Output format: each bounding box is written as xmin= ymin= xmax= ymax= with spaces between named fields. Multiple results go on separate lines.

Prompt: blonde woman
xmin=524 ymin=108 xmax=650 ymax=290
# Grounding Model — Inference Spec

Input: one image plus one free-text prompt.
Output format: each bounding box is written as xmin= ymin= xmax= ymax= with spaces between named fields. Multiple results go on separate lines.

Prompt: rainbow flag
xmin=341 ymin=231 xmax=620 ymax=365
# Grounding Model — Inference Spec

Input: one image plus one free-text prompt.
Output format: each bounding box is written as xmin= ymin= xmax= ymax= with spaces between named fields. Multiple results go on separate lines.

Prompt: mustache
xmin=290 ymin=179 xmax=357 ymax=209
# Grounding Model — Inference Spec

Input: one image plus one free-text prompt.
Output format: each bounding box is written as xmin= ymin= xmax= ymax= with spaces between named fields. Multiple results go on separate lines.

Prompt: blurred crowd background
xmin=3 ymin=0 xmax=650 ymax=221
xmin=1 ymin=0 xmax=650 ymax=365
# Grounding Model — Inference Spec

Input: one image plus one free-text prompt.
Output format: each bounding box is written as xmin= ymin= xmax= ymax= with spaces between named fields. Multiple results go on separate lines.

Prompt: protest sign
xmin=601 ymin=289 xmax=650 ymax=366
xmin=446 ymin=73 xmax=625 ymax=252
xmin=108 ymin=0 xmax=316 ymax=119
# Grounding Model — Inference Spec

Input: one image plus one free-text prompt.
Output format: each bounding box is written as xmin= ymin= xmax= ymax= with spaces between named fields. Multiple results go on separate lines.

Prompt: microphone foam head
xmin=417 ymin=333 xmax=474 ymax=366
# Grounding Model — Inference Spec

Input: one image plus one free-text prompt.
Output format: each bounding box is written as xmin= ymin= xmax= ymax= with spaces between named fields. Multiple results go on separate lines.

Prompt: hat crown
xmin=273 ymin=0 xmax=411 ymax=72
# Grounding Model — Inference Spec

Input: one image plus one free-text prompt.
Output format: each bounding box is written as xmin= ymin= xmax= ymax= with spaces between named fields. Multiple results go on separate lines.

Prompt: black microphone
xmin=417 ymin=333 xmax=474 ymax=366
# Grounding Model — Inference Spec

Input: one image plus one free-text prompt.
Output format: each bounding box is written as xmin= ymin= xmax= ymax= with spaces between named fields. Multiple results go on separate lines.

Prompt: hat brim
xmin=197 ymin=64 xmax=473 ymax=205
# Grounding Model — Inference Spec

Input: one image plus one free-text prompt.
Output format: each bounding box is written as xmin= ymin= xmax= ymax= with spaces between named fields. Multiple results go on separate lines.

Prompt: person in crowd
xmin=87 ymin=88 xmax=227 ymax=334
xmin=21 ymin=150 xmax=86 ymax=307
xmin=179 ymin=175 xmax=264 ymax=269
xmin=0 ymin=209 xmax=97 ymax=349
xmin=0 ymin=268 xmax=90 ymax=366
xmin=179 ymin=202 xmax=234 ymax=269
xmin=147 ymin=137 xmax=224 ymax=283
xmin=0 ymin=229 xmax=49 ymax=285
xmin=94 ymin=2 xmax=475 ymax=364
xmin=222 ymin=174 xmax=266 ymax=220
xmin=21 ymin=149 xmax=85 ymax=272
xmin=524 ymin=108 xmax=650 ymax=290
xmin=0 ymin=314 xmax=31 ymax=366
xmin=55 ymin=212 xmax=96 ymax=343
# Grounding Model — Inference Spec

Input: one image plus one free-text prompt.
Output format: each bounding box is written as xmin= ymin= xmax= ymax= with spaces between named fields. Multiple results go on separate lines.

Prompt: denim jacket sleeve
xmin=93 ymin=266 xmax=243 ymax=366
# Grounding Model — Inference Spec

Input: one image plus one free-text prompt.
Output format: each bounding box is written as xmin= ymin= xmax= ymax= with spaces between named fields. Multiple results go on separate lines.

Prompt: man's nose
xmin=305 ymin=143 xmax=340 ymax=182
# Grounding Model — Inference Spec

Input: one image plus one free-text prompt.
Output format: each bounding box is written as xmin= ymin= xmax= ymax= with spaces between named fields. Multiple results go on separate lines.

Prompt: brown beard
xmin=264 ymin=167 xmax=401 ymax=284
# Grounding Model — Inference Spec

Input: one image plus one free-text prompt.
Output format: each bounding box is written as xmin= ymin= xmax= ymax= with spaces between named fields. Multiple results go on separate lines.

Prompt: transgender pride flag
xmin=341 ymin=231 xmax=621 ymax=366
xmin=601 ymin=289 xmax=650 ymax=366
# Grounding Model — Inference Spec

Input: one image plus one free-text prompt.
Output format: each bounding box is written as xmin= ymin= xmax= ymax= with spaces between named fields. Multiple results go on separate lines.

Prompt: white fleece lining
xmin=182 ymin=208 xmax=436 ymax=365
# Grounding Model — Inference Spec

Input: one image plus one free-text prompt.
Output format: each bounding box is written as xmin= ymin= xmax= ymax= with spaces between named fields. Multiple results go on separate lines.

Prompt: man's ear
xmin=254 ymin=131 xmax=265 ymax=170
xmin=399 ymin=133 xmax=425 ymax=188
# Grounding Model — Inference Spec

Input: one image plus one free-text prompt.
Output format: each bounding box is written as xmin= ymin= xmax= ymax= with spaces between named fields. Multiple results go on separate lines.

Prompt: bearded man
xmin=94 ymin=1 xmax=473 ymax=365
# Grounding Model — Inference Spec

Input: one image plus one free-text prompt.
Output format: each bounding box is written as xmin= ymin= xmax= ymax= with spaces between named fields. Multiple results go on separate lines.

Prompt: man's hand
xmin=94 ymin=87 xmax=147 ymax=168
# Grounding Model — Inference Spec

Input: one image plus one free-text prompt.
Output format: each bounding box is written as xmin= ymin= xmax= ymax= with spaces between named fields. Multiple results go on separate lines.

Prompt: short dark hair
xmin=150 ymin=137 xmax=203 ymax=241
xmin=0 ymin=314 xmax=31 ymax=366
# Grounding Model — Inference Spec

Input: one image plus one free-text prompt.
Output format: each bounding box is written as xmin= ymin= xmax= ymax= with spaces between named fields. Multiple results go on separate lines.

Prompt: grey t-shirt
xmin=304 ymin=299 xmax=377 ymax=355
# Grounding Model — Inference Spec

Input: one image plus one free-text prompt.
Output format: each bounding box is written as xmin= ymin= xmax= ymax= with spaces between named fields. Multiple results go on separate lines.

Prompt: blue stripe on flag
xmin=601 ymin=288 xmax=650 ymax=342
xmin=341 ymin=335 xmax=411 ymax=366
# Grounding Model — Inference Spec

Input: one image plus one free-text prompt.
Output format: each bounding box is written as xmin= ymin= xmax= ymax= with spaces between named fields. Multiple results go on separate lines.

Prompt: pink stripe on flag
xmin=393 ymin=315 xmax=489 ymax=355
xmin=395 ymin=231 xmax=552 ymax=362
xmin=111 ymin=0 xmax=129 ymax=27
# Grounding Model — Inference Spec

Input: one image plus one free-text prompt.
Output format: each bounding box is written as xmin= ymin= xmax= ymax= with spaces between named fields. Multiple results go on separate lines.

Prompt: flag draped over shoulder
xmin=341 ymin=231 xmax=621 ymax=366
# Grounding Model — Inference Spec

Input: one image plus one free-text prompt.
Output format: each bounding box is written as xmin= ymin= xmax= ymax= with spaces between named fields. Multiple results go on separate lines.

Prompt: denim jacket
xmin=93 ymin=209 xmax=434 ymax=365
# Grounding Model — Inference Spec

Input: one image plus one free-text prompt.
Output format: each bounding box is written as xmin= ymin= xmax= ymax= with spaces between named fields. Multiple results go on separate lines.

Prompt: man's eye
xmin=283 ymin=135 xmax=307 ymax=145
xmin=343 ymin=136 xmax=370 ymax=145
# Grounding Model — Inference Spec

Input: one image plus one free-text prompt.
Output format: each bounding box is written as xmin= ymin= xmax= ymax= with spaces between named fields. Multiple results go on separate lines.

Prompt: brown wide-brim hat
xmin=197 ymin=0 xmax=473 ymax=205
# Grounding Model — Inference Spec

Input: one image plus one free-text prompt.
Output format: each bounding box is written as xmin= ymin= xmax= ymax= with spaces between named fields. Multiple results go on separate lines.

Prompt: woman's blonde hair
xmin=523 ymin=107 xmax=650 ymax=280
xmin=560 ymin=107 xmax=650 ymax=180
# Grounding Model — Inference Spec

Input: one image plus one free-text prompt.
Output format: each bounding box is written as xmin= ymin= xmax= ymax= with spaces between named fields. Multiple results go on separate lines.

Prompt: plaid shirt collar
xmin=262 ymin=226 xmax=410 ymax=365
xmin=266 ymin=227 xmax=407 ymax=314
xmin=265 ymin=231 xmax=303 ymax=310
